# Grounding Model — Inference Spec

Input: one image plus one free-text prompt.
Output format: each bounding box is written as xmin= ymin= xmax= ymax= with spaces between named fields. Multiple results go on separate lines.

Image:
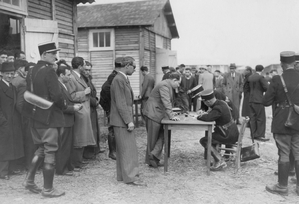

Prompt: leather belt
xmin=222 ymin=120 xmax=234 ymax=130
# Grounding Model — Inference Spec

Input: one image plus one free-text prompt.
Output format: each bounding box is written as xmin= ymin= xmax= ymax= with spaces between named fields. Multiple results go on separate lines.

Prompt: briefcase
xmin=240 ymin=142 xmax=260 ymax=162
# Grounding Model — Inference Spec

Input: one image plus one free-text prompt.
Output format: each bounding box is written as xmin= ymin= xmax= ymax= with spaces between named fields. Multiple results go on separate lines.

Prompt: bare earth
xmin=0 ymin=107 xmax=298 ymax=204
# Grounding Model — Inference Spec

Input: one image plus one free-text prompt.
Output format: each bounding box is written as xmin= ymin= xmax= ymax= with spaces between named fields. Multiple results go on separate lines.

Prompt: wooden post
xmin=51 ymin=0 xmax=56 ymax=20
xmin=73 ymin=1 xmax=78 ymax=56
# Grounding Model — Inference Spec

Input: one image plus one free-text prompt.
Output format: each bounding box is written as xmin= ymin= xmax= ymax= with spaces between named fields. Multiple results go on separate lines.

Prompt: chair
xmin=217 ymin=116 xmax=250 ymax=173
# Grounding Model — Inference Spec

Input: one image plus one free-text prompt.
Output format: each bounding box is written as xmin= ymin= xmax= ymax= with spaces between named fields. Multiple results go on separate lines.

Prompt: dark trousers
xmin=24 ymin=120 xmax=37 ymax=170
xmin=274 ymin=133 xmax=299 ymax=162
xmin=249 ymin=103 xmax=266 ymax=138
xmin=144 ymin=116 xmax=164 ymax=164
xmin=0 ymin=161 xmax=9 ymax=177
xmin=56 ymin=127 xmax=73 ymax=174
xmin=71 ymin=147 xmax=84 ymax=168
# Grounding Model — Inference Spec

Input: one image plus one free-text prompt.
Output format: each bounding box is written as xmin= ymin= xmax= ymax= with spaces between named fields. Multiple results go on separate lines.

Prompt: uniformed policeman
xmin=264 ymin=51 xmax=299 ymax=196
xmin=197 ymin=89 xmax=239 ymax=171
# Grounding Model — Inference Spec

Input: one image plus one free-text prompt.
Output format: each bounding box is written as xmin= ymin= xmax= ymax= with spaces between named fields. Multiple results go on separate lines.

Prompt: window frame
xmin=0 ymin=0 xmax=28 ymax=16
xmin=88 ymin=29 xmax=115 ymax=51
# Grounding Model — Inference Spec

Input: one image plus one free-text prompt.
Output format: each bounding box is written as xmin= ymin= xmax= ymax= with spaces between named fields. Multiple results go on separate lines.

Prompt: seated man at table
xmin=143 ymin=73 xmax=180 ymax=168
xmin=197 ymin=89 xmax=239 ymax=171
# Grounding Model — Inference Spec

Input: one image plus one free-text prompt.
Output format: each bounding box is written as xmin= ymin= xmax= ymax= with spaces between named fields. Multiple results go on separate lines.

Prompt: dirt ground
xmin=0 ymin=107 xmax=299 ymax=204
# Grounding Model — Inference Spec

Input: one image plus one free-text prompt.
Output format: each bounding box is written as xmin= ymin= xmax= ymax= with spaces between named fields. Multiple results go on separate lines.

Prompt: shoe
xmin=274 ymin=171 xmax=295 ymax=176
xmin=10 ymin=170 xmax=23 ymax=175
xmin=296 ymin=186 xmax=299 ymax=196
xmin=265 ymin=184 xmax=288 ymax=196
xmin=23 ymin=181 xmax=42 ymax=194
xmin=108 ymin=152 xmax=116 ymax=160
xmin=0 ymin=175 xmax=9 ymax=180
xmin=81 ymin=160 xmax=89 ymax=165
xmin=60 ymin=170 xmax=74 ymax=176
xmin=157 ymin=162 xmax=164 ymax=167
xmin=254 ymin=137 xmax=269 ymax=142
xmin=211 ymin=160 xmax=227 ymax=171
xmin=73 ymin=168 xmax=81 ymax=172
xmin=148 ymin=154 xmax=158 ymax=168
xmin=41 ymin=188 xmax=65 ymax=198
xmin=127 ymin=180 xmax=147 ymax=187
xmin=290 ymin=178 xmax=297 ymax=184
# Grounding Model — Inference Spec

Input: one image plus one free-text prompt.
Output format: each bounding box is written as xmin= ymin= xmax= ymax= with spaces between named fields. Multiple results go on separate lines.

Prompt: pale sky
xmin=89 ymin=0 xmax=299 ymax=67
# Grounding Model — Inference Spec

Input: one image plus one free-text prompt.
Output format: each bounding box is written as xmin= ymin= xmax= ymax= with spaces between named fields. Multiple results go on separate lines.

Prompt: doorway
xmin=0 ymin=13 xmax=21 ymax=52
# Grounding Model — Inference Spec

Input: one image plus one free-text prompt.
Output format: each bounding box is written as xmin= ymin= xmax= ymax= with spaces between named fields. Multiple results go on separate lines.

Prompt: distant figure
xmin=198 ymin=66 xmax=214 ymax=90
xmin=180 ymin=67 xmax=197 ymax=111
xmin=264 ymin=72 xmax=271 ymax=83
xmin=14 ymin=51 xmax=26 ymax=60
xmin=214 ymin=70 xmax=223 ymax=93
xmin=140 ymin=66 xmax=155 ymax=117
xmin=248 ymin=65 xmax=268 ymax=142
xmin=241 ymin=66 xmax=253 ymax=118
xmin=222 ymin=63 xmax=243 ymax=124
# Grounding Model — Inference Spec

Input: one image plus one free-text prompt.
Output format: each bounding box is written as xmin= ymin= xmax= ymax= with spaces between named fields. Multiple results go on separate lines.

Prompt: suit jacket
xmin=25 ymin=60 xmax=65 ymax=128
xmin=222 ymin=71 xmax=243 ymax=106
xmin=59 ymin=82 xmax=75 ymax=128
xmin=180 ymin=76 xmax=197 ymax=92
xmin=198 ymin=71 xmax=214 ymax=90
xmin=110 ymin=72 xmax=134 ymax=127
xmin=140 ymin=74 xmax=155 ymax=100
xmin=248 ymin=73 xmax=268 ymax=103
xmin=11 ymin=74 xmax=26 ymax=114
xmin=143 ymin=79 xmax=175 ymax=123
xmin=263 ymin=69 xmax=299 ymax=134
xmin=0 ymin=80 xmax=24 ymax=161
xmin=65 ymin=70 xmax=95 ymax=147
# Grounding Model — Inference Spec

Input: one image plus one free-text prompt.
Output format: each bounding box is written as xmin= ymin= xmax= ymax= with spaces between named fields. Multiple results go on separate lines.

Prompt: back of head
xmin=140 ymin=66 xmax=148 ymax=72
xmin=14 ymin=59 xmax=28 ymax=71
xmin=71 ymin=57 xmax=84 ymax=69
xmin=255 ymin=65 xmax=264 ymax=72
xmin=115 ymin=56 xmax=134 ymax=68
xmin=169 ymin=72 xmax=180 ymax=81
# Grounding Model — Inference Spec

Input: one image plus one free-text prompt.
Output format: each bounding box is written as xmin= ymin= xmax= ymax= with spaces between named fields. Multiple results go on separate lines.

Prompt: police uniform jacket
xmin=26 ymin=60 xmax=65 ymax=129
xmin=263 ymin=69 xmax=299 ymax=134
xmin=198 ymin=99 xmax=239 ymax=140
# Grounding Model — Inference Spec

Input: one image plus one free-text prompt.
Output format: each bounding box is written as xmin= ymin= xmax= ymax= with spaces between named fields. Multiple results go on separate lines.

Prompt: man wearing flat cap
xmin=110 ymin=56 xmax=146 ymax=186
xmin=248 ymin=65 xmax=269 ymax=142
xmin=264 ymin=51 xmax=299 ymax=196
xmin=23 ymin=42 xmax=66 ymax=197
xmin=222 ymin=63 xmax=243 ymax=124
xmin=162 ymin=66 xmax=171 ymax=80
xmin=0 ymin=62 xmax=24 ymax=180
xmin=197 ymin=89 xmax=239 ymax=171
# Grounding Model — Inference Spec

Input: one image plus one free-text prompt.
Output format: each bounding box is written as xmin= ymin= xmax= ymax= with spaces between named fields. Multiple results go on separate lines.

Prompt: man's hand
xmin=84 ymin=87 xmax=91 ymax=95
xmin=187 ymin=90 xmax=192 ymax=94
xmin=74 ymin=104 xmax=83 ymax=112
xmin=127 ymin=122 xmax=135 ymax=131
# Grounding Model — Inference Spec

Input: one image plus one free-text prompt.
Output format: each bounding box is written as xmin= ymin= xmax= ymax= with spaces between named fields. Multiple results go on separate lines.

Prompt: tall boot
xmin=289 ymin=153 xmax=295 ymax=176
xmin=266 ymin=162 xmax=289 ymax=196
xmin=108 ymin=127 xmax=116 ymax=160
xmin=23 ymin=155 xmax=43 ymax=193
xmin=295 ymin=161 xmax=299 ymax=196
xmin=41 ymin=163 xmax=65 ymax=198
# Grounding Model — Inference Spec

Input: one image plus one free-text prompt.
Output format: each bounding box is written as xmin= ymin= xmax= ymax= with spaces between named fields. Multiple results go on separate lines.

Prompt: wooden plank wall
xmin=56 ymin=0 xmax=75 ymax=63
xmin=77 ymin=29 xmax=89 ymax=60
xmin=90 ymin=51 xmax=114 ymax=92
xmin=143 ymin=28 xmax=156 ymax=78
xmin=27 ymin=0 xmax=52 ymax=20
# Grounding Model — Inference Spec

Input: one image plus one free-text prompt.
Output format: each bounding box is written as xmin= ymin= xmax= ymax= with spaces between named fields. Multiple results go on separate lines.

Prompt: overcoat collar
xmin=0 ymin=80 xmax=13 ymax=99
xmin=71 ymin=70 xmax=87 ymax=88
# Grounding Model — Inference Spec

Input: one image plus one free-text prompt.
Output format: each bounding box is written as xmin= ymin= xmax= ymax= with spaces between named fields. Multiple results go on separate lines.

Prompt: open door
xmin=24 ymin=18 xmax=58 ymax=63
xmin=156 ymin=48 xmax=177 ymax=82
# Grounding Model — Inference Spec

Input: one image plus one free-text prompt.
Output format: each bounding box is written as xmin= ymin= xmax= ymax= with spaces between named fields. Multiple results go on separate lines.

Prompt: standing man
xmin=0 ymin=62 xmax=24 ymax=180
xmin=82 ymin=61 xmax=104 ymax=160
xmin=140 ymin=66 xmax=155 ymax=116
xmin=23 ymin=42 xmax=65 ymax=197
xmin=248 ymin=65 xmax=269 ymax=142
xmin=180 ymin=67 xmax=197 ymax=111
xmin=0 ymin=50 xmax=8 ymax=64
xmin=222 ymin=63 xmax=243 ymax=123
xmin=264 ymin=51 xmax=299 ymax=196
xmin=198 ymin=66 xmax=214 ymax=90
xmin=110 ymin=56 xmax=145 ymax=186
xmin=214 ymin=70 xmax=223 ymax=93
xmin=66 ymin=57 xmax=96 ymax=169
xmin=143 ymin=73 xmax=180 ymax=168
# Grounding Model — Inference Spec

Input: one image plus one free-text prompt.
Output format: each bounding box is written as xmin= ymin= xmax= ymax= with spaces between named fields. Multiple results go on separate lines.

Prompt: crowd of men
xmin=1 ymin=42 xmax=299 ymax=197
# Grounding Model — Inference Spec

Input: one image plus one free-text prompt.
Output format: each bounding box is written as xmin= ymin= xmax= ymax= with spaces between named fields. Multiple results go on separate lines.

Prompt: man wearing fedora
xmin=222 ymin=63 xmax=243 ymax=124
xmin=0 ymin=62 xmax=24 ymax=180
xmin=23 ymin=42 xmax=66 ymax=197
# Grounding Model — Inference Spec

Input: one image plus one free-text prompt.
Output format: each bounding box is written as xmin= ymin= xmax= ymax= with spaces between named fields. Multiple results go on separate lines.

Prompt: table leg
xmin=164 ymin=125 xmax=169 ymax=173
xmin=168 ymin=130 xmax=171 ymax=158
xmin=135 ymin=101 xmax=139 ymax=128
xmin=207 ymin=125 xmax=212 ymax=175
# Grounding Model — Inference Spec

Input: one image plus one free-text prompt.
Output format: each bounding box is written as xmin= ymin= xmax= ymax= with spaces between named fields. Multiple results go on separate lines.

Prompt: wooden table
xmin=161 ymin=114 xmax=214 ymax=175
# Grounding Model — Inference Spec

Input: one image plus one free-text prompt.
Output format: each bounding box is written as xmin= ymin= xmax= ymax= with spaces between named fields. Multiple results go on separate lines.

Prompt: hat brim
xmin=192 ymin=91 xmax=203 ymax=98
xmin=45 ymin=48 xmax=60 ymax=53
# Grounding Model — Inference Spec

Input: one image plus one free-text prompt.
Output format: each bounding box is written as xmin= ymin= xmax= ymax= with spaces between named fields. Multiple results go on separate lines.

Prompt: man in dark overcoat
xmin=55 ymin=62 xmax=82 ymax=175
xmin=110 ymin=56 xmax=145 ymax=186
xmin=0 ymin=62 xmax=24 ymax=180
xmin=23 ymin=42 xmax=66 ymax=197
xmin=248 ymin=65 xmax=268 ymax=141
xmin=264 ymin=51 xmax=299 ymax=196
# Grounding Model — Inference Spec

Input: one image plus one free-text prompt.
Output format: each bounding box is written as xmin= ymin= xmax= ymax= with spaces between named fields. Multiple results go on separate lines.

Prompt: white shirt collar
xmin=118 ymin=71 xmax=128 ymax=79
xmin=2 ymin=79 xmax=9 ymax=87
xmin=59 ymin=80 xmax=68 ymax=90
xmin=73 ymin=70 xmax=81 ymax=78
